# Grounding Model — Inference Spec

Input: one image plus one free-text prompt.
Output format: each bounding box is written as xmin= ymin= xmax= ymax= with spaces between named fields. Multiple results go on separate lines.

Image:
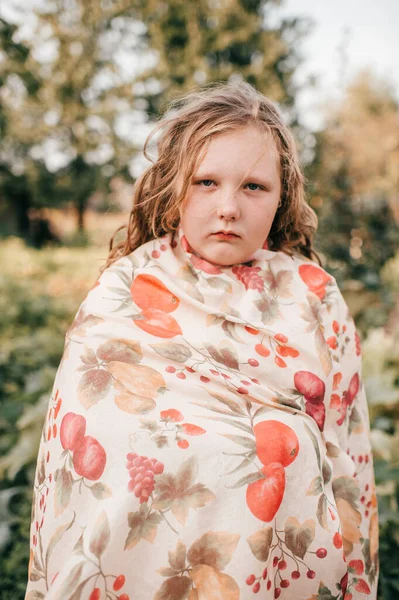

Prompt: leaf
xmin=46 ymin=512 xmax=76 ymax=566
xmin=326 ymin=442 xmax=341 ymax=458
xmin=89 ymin=482 xmax=112 ymax=500
xmin=78 ymin=369 xmax=112 ymax=409
xmin=190 ymin=403 xmax=243 ymax=418
xmin=306 ymin=476 xmax=323 ymax=496
xmin=157 ymin=567 xmax=180 ymax=577
xmin=271 ymin=270 xmax=294 ymax=298
xmin=80 ymin=346 xmax=98 ymax=366
xmin=207 ymin=277 xmax=232 ymax=292
xmin=332 ymin=476 xmax=360 ymax=509
xmin=224 ymin=456 xmax=255 ymax=476
xmin=125 ymin=508 xmax=162 ymax=550
xmin=284 ymin=517 xmax=315 ymax=559
xmin=96 ymin=339 xmax=143 ymax=364
xmin=315 ymin=327 xmax=333 ymax=376
xmin=153 ymin=458 xmax=215 ymax=525
xmin=335 ymin=498 xmax=362 ymax=544
xmin=89 ymin=511 xmax=110 ymax=558
xmin=29 ymin=569 xmax=44 ymax=582
xmin=199 ymin=415 xmax=253 ymax=435
xmin=168 ymin=539 xmax=187 ymax=571
xmin=316 ymin=494 xmax=329 ymax=531
xmin=188 ymin=531 xmax=240 ymax=571
xmin=26 ymin=592 xmax=45 ymax=600
xmin=154 ymin=575 xmax=192 ymax=600
xmin=304 ymin=423 xmax=322 ymax=471
xmin=54 ymin=561 xmax=85 ymax=599
xmin=322 ymin=460 xmax=332 ymax=485
xmin=205 ymin=342 xmax=239 ymax=370
xmin=190 ymin=565 xmax=240 ymax=599
xmin=179 ymin=264 xmax=199 ymax=284
xmin=54 ymin=466 xmax=73 ymax=517
xmin=247 ymin=527 xmax=273 ymax=561
xmin=255 ymin=295 xmax=281 ymax=324
xmin=221 ymin=320 xmax=244 ymax=343
xmin=205 ymin=391 xmax=246 ymax=415
xmin=221 ymin=434 xmax=256 ymax=451
xmin=252 ymin=405 xmax=270 ymax=420
xmin=150 ymin=342 xmax=192 ymax=363
xmin=226 ymin=471 xmax=263 ymax=489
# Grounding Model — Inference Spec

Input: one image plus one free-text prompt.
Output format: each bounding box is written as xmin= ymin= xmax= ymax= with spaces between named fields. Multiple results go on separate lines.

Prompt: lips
xmin=214 ymin=231 xmax=239 ymax=236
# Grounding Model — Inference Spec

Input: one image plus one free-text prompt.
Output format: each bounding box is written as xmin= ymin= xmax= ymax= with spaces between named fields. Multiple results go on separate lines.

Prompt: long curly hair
xmin=101 ymin=81 xmax=320 ymax=272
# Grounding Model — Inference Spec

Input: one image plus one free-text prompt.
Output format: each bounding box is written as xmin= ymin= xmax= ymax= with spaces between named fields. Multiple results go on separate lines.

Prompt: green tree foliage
xmin=308 ymin=71 xmax=399 ymax=294
xmin=134 ymin=0 xmax=309 ymax=114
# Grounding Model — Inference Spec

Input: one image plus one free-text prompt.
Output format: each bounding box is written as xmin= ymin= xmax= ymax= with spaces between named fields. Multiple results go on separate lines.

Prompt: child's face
xmin=180 ymin=125 xmax=281 ymax=266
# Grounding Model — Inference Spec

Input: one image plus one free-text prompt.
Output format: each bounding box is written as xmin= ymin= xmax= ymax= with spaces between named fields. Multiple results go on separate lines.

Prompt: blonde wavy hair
xmin=102 ymin=81 xmax=320 ymax=272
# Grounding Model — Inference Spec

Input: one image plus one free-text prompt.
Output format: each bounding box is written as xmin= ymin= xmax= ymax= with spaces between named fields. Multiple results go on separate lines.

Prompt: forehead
xmin=195 ymin=125 xmax=280 ymax=176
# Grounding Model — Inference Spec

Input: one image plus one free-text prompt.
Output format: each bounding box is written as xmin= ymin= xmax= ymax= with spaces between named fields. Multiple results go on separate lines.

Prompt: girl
xmin=26 ymin=81 xmax=379 ymax=599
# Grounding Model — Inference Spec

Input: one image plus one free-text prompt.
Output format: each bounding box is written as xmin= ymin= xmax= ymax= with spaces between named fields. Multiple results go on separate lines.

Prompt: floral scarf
xmin=26 ymin=225 xmax=379 ymax=600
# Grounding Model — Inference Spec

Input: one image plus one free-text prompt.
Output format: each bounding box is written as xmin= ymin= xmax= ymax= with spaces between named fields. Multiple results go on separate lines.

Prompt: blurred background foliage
xmin=0 ymin=0 xmax=398 ymax=598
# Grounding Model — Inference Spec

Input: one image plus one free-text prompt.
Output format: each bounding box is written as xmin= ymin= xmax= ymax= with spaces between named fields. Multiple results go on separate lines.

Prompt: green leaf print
xmin=54 ymin=466 xmax=73 ymax=517
xmin=187 ymin=531 xmax=240 ymax=570
xmin=150 ymin=342 xmax=193 ymax=362
xmin=89 ymin=510 xmax=110 ymax=558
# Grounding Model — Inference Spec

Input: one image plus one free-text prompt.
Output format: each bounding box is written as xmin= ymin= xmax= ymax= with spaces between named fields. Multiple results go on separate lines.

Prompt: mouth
xmin=213 ymin=231 xmax=240 ymax=238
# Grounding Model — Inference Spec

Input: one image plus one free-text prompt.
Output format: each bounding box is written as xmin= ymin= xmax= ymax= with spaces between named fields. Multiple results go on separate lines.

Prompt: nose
xmin=216 ymin=188 xmax=241 ymax=221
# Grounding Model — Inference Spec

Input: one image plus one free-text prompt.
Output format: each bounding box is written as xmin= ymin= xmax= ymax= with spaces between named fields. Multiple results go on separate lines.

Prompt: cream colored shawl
xmin=26 ymin=225 xmax=379 ymax=600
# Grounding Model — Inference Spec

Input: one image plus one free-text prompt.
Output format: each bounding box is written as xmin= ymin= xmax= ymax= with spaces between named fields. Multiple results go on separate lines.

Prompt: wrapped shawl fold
xmin=26 ymin=226 xmax=379 ymax=600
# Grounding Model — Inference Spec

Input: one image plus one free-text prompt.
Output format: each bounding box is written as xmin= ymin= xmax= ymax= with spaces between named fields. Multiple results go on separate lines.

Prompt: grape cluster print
xmin=126 ymin=452 xmax=164 ymax=503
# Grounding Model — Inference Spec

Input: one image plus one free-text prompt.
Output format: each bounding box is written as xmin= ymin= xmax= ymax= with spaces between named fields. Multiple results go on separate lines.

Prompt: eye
xmin=245 ymin=182 xmax=263 ymax=191
xmin=198 ymin=179 xmax=214 ymax=187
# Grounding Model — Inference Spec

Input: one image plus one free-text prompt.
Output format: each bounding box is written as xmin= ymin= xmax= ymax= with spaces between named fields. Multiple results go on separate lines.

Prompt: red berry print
xmin=200 ymin=375 xmax=210 ymax=383
xmin=165 ymin=366 xmax=176 ymax=373
xmin=307 ymin=570 xmax=316 ymax=579
xmin=185 ymin=366 xmax=196 ymax=373
xmin=160 ymin=244 xmax=167 ymax=251
xmin=89 ymin=589 xmax=101 ymax=600
xmin=176 ymin=372 xmax=186 ymax=379
xmin=262 ymin=568 xmax=267 ymax=580
xmin=316 ymin=548 xmax=327 ymax=558
xmin=291 ymin=570 xmax=300 ymax=579
xmin=255 ymin=343 xmax=270 ymax=357
xmin=237 ymin=387 xmax=249 ymax=394
xmin=274 ymin=356 xmax=287 ymax=368
xmin=348 ymin=559 xmax=364 ymax=575
xmin=274 ymin=333 xmax=288 ymax=343
xmin=119 ymin=595 xmax=130 ymax=600
xmin=274 ymin=588 xmax=281 ymax=599
xmin=354 ymin=579 xmax=371 ymax=594
xmin=151 ymin=250 xmax=161 ymax=259
xmin=113 ymin=574 xmax=126 ymax=591
xmin=273 ymin=556 xmax=279 ymax=567
xmin=160 ymin=409 xmax=184 ymax=422
xmin=253 ymin=581 xmax=260 ymax=593
xmin=248 ymin=358 xmax=259 ymax=367
xmin=333 ymin=320 xmax=340 ymax=334
xmin=278 ymin=560 xmax=287 ymax=570
xmin=181 ymin=423 xmax=206 ymax=436
xmin=246 ymin=574 xmax=256 ymax=585
xmin=267 ymin=580 xmax=272 ymax=590
xmin=245 ymin=325 xmax=259 ymax=335
xmin=177 ymin=439 xmax=189 ymax=449
xmin=327 ymin=336 xmax=338 ymax=349
xmin=280 ymin=579 xmax=290 ymax=588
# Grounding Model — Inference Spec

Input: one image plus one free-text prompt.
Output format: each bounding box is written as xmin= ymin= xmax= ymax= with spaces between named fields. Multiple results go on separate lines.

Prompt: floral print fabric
xmin=26 ymin=225 xmax=379 ymax=600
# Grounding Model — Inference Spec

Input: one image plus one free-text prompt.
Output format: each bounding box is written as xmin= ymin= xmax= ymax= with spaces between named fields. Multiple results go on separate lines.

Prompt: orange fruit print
xmin=298 ymin=264 xmax=332 ymax=300
xmin=254 ymin=420 xmax=299 ymax=468
xmin=246 ymin=463 xmax=286 ymax=521
xmin=134 ymin=308 xmax=182 ymax=338
xmin=130 ymin=274 xmax=180 ymax=313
